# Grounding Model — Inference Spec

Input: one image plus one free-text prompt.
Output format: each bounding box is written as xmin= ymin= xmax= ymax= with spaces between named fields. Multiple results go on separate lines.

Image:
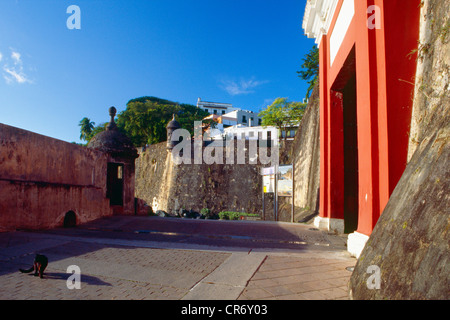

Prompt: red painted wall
xmin=317 ymin=0 xmax=420 ymax=235
xmin=382 ymin=0 xmax=420 ymax=195
xmin=319 ymin=34 xmax=329 ymax=220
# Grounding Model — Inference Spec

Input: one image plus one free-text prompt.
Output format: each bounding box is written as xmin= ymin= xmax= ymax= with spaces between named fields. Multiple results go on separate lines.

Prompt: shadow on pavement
xmin=44 ymin=272 xmax=112 ymax=286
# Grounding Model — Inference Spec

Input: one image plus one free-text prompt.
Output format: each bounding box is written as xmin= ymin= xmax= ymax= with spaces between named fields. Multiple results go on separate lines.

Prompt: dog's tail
xmin=19 ymin=266 xmax=34 ymax=273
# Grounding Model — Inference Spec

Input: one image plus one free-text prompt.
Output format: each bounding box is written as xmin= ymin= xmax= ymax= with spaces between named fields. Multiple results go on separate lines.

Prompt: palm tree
xmin=79 ymin=117 xmax=95 ymax=142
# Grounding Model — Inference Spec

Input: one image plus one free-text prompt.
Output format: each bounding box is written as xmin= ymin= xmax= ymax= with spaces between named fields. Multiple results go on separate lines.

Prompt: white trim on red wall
xmin=329 ymin=0 xmax=355 ymax=66
xmin=302 ymin=0 xmax=339 ymax=47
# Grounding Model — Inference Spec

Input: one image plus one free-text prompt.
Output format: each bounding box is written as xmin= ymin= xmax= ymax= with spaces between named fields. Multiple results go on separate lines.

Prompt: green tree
xmin=176 ymin=103 xmax=210 ymax=135
xmin=116 ymin=99 xmax=165 ymax=146
xmin=288 ymin=100 xmax=307 ymax=122
xmin=119 ymin=96 xmax=210 ymax=146
xmin=258 ymin=98 xmax=306 ymax=140
xmin=79 ymin=97 xmax=209 ymax=147
xmin=90 ymin=122 xmax=108 ymax=138
xmin=259 ymin=98 xmax=290 ymax=130
xmin=297 ymin=45 xmax=319 ymax=98
xmin=79 ymin=117 xmax=95 ymax=142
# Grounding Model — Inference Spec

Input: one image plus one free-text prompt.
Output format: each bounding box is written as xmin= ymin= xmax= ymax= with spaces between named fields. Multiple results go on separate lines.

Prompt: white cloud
xmin=3 ymin=66 xmax=30 ymax=84
xmin=11 ymin=51 xmax=21 ymax=64
xmin=262 ymin=98 xmax=275 ymax=106
xmin=220 ymin=77 xmax=269 ymax=96
xmin=2 ymin=49 xmax=32 ymax=84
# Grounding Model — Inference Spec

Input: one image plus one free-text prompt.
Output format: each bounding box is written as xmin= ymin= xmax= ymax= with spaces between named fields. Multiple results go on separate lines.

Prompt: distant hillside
xmin=117 ymin=96 xmax=209 ymax=146
xmin=127 ymin=96 xmax=179 ymax=106
xmin=81 ymin=96 xmax=209 ymax=147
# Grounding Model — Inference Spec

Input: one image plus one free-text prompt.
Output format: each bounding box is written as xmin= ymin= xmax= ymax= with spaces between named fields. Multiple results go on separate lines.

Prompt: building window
xmin=242 ymin=116 xmax=246 ymax=123
xmin=214 ymin=110 xmax=217 ymax=114
xmin=222 ymin=110 xmax=225 ymax=115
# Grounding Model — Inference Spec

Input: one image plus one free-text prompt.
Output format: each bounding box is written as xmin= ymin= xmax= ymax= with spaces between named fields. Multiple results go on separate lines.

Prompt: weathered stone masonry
xmin=135 ymin=141 xmax=276 ymax=219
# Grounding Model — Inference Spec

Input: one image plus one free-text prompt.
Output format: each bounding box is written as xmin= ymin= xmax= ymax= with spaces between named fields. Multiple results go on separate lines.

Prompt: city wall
xmin=135 ymin=141 xmax=277 ymax=219
xmin=290 ymin=85 xmax=321 ymax=222
xmin=135 ymin=86 xmax=321 ymax=222
xmin=0 ymin=123 xmax=112 ymax=231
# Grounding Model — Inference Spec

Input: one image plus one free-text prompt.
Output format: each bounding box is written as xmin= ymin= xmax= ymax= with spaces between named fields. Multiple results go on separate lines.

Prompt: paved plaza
xmin=0 ymin=216 xmax=356 ymax=300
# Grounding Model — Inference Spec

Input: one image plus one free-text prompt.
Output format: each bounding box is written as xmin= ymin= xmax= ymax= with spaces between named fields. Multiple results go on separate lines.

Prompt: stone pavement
xmin=0 ymin=216 xmax=356 ymax=300
xmin=238 ymin=254 xmax=353 ymax=300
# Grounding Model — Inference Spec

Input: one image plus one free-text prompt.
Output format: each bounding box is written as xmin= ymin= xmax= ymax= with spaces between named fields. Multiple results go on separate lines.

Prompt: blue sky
xmin=0 ymin=0 xmax=315 ymax=143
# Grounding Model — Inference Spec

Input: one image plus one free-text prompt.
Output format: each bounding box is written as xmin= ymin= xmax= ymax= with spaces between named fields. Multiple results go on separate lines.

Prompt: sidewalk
xmin=238 ymin=253 xmax=353 ymax=300
xmin=0 ymin=216 xmax=356 ymax=300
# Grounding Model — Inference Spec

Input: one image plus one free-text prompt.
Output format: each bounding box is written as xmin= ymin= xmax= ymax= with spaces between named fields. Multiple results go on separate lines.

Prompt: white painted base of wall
xmin=347 ymin=231 xmax=370 ymax=258
xmin=313 ymin=216 xmax=344 ymax=234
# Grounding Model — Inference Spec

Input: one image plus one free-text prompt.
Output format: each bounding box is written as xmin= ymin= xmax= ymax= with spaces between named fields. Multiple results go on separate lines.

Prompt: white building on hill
xmin=197 ymin=98 xmax=238 ymax=115
xmin=199 ymin=97 xmax=297 ymax=141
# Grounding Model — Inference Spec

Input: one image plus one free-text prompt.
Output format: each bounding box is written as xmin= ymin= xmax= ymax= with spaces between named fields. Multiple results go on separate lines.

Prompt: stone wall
xmin=0 ymin=123 xmax=112 ymax=231
xmin=135 ymin=86 xmax=321 ymax=223
xmin=135 ymin=140 xmax=277 ymax=219
xmin=349 ymin=0 xmax=450 ymax=300
xmin=291 ymin=85 xmax=320 ymax=222
xmin=275 ymin=84 xmax=320 ymax=223
xmin=407 ymin=0 xmax=450 ymax=161
xmin=135 ymin=142 xmax=174 ymax=215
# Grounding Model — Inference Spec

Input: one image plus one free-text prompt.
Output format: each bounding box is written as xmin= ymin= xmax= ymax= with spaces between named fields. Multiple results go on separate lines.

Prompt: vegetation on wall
xmin=297 ymin=45 xmax=319 ymax=99
xmin=218 ymin=211 xmax=260 ymax=220
xmin=256 ymin=46 xmax=318 ymax=137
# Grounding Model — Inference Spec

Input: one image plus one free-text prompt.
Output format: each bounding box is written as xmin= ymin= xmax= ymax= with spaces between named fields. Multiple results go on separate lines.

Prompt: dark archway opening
xmin=331 ymin=46 xmax=359 ymax=234
xmin=107 ymin=162 xmax=124 ymax=206
xmin=63 ymin=211 xmax=77 ymax=228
